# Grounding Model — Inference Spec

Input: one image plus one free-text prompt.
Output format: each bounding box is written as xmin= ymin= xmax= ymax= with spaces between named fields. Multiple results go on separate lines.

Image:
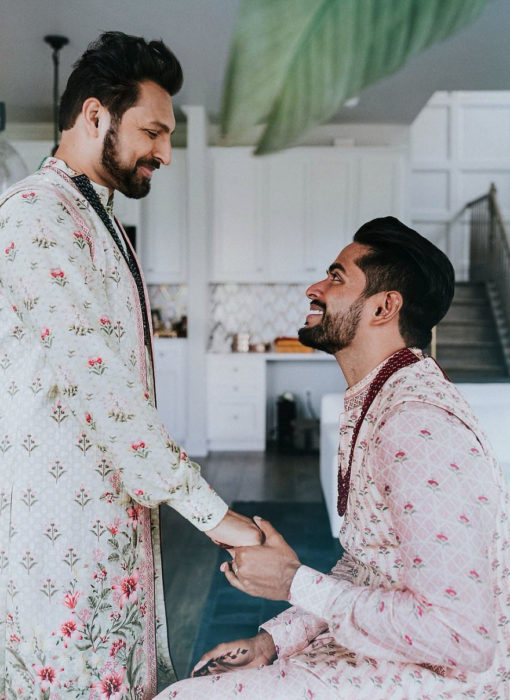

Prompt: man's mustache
xmin=136 ymin=158 xmax=161 ymax=171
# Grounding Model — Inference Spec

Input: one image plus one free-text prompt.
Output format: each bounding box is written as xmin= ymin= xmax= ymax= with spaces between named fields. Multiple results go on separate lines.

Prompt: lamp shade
xmin=0 ymin=102 xmax=28 ymax=195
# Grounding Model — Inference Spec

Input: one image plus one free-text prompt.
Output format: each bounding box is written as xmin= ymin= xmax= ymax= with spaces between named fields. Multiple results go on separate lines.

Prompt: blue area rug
xmin=189 ymin=500 xmax=343 ymax=674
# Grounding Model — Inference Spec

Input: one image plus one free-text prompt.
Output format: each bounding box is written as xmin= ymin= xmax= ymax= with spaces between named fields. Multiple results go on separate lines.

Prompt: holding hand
xmin=191 ymin=631 xmax=276 ymax=677
xmin=205 ymin=509 xmax=264 ymax=547
xmin=222 ymin=516 xmax=301 ymax=600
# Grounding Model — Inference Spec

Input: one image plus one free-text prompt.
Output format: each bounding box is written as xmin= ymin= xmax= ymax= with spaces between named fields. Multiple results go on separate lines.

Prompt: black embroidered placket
xmin=71 ymin=174 xmax=151 ymax=352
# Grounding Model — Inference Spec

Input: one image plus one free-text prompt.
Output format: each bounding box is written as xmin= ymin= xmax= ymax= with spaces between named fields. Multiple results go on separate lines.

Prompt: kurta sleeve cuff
xmin=259 ymin=606 xmax=328 ymax=659
xmin=165 ymin=473 xmax=228 ymax=531
xmin=289 ymin=564 xmax=350 ymax=619
xmin=259 ymin=617 xmax=293 ymax=658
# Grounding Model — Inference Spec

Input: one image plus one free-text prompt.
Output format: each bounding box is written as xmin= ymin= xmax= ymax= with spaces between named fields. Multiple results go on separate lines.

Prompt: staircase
xmin=436 ymin=282 xmax=508 ymax=381
xmin=433 ymin=184 xmax=510 ymax=382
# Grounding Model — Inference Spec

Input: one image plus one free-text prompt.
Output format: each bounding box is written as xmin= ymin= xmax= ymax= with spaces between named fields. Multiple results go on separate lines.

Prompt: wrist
xmin=284 ymin=560 xmax=301 ymax=599
xmin=255 ymin=631 xmax=277 ymax=663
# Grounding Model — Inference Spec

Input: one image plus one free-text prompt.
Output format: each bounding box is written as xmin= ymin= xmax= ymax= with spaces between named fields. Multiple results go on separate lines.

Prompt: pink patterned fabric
xmin=0 ymin=159 xmax=228 ymax=697
xmin=162 ymin=354 xmax=510 ymax=699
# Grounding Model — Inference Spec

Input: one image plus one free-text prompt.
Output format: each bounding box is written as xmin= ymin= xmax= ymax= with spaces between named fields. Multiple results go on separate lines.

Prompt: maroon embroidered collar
xmin=337 ymin=348 xmax=421 ymax=516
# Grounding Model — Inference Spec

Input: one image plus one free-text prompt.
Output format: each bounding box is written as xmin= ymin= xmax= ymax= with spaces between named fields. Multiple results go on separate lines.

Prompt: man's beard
xmin=101 ymin=123 xmax=159 ymax=199
xmin=298 ymin=296 xmax=364 ymax=354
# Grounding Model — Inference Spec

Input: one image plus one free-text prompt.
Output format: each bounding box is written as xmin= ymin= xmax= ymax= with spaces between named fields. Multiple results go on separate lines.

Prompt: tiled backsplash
xmin=209 ymin=283 xmax=309 ymax=352
xmin=148 ymin=283 xmax=311 ymax=349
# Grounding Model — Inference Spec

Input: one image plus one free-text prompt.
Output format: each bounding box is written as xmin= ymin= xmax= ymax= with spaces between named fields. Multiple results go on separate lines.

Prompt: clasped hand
xmin=221 ymin=516 xmax=301 ymax=600
xmin=205 ymin=508 xmax=264 ymax=547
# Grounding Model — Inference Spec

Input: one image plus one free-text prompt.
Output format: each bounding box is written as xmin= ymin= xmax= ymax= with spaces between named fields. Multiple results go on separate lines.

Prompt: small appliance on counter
xmin=231 ymin=332 xmax=250 ymax=352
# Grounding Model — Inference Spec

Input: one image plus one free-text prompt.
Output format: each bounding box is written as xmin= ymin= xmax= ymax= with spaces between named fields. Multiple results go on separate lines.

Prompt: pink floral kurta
xmin=167 ymin=352 xmax=510 ymax=699
xmin=0 ymin=158 xmax=228 ymax=698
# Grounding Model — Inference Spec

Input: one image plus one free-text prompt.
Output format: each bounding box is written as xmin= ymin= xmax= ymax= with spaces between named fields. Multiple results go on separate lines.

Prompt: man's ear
xmin=371 ymin=291 xmax=402 ymax=325
xmin=81 ymin=97 xmax=109 ymax=138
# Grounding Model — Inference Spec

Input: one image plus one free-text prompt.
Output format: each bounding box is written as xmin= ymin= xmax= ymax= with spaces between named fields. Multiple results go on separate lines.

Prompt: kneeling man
xmin=163 ymin=217 xmax=510 ymax=699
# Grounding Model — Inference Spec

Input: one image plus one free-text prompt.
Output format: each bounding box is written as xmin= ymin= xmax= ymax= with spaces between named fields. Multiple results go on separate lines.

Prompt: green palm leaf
xmin=221 ymin=0 xmax=492 ymax=154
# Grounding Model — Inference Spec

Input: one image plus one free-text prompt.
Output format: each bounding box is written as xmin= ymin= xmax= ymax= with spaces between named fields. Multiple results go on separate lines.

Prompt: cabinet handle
xmin=305 ymin=266 xmax=316 ymax=272
xmin=233 ymin=414 xmax=239 ymax=420
xmin=233 ymin=385 xmax=239 ymax=391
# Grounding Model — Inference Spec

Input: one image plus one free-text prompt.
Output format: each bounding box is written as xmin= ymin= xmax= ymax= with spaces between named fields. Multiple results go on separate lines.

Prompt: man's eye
xmin=145 ymin=130 xmax=158 ymax=139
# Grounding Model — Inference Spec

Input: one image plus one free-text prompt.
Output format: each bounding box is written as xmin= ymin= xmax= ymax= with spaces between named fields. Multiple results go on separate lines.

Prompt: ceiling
xmin=1 ymin=0 xmax=510 ymax=128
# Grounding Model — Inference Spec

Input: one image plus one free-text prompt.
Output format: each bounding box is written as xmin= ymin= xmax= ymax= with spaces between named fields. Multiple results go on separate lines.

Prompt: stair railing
xmin=464 ymin=184 xmax=510 ymax=372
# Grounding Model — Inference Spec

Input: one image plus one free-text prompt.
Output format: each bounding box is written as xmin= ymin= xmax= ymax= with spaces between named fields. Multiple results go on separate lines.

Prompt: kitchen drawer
xmin=208 ymin=354 xmax=265 ymax=385
xmin=208 ymin=379 xmax=261 ymax=398
xmin=207 ymin=354 xmax=266 ymax=450
xmin=207 ymin=400 xmax=261 ymax=440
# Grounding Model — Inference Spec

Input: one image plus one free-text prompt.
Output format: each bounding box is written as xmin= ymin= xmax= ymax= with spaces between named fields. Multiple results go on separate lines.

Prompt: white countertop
xmin=208 ymin=351 xmax=335 ymax=361
xmin=264 ymin=352 xmax=334 ymax=361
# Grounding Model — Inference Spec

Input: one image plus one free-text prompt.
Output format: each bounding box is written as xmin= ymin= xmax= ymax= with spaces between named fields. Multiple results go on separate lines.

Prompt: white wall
xmin=409 ymin=91 xmax=510 ymax=279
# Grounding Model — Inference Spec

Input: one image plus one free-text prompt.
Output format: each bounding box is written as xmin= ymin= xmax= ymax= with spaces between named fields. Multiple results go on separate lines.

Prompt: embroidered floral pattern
xmin=0 ymin=158 xmax=227 ymax=697
xmin=164 ymin=359 xmax=510 ymax=699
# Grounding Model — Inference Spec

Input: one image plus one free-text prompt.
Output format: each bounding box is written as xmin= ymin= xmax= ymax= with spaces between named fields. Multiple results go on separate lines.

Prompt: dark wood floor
xmin=160 ymin=447 xmax=323 ymax=679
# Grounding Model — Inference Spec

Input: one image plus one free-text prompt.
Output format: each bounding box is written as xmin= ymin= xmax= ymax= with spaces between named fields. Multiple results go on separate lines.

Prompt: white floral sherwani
xmin=166 ymin=352 xmax=510 ymax=699
xmin=0 ymin=158 xmax=227 ymax=698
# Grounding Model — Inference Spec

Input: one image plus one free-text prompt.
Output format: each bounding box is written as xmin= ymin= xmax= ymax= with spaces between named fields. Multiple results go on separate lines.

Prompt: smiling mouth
xmin=305 ymin=304 xmax=325 ymax=325
xmin=138 ymin=165 xmax=154 ymax=179
xmin=136 ymin=159 xmax=161 ymax=179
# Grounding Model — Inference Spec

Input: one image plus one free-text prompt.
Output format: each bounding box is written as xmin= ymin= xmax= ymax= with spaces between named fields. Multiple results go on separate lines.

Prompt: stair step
xmin=439 ymin=318 xmax=494 ymax=325
xmin=437 ymin=339 xmax=500 ymax=348
xmin=437 ymin=344 xmax=505 ymax=365
xmin=448 ymin=374 xmax=510 ymax=383
xmin=439 ymin=361 xmax=507 ymax=372
xmin=443 ymin=305 xmax=493 ymax=323
xmin=452 ymin=282 xmax=487 ymax=300
xmin=439 ymin=370 xmax=507 ymax=380
xmin=447 ymin=369 xmax=509 ymax=381
xmin=437 ymin=324 xmax=498 ymax=342
xmin=450 ymin=298 xmax=488 ymax=307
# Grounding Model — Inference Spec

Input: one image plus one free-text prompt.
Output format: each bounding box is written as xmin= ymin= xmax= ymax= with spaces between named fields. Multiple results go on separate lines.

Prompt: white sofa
xmin=320 ymin=384 xmax=510 ymax=538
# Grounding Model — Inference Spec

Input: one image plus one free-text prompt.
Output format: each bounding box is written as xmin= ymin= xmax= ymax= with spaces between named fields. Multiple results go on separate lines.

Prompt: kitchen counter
xmin=264 ymin=352 xmax=334 ymax=361
xmin=208 ymin=351 xmax=335 ymax=361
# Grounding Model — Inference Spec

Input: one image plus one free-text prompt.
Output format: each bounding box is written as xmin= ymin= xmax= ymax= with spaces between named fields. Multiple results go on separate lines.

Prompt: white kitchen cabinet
xmin=210 ymin=146 xmax=406 ymax=283
xmin=263 ymin=152 xmax=308 ymax=281
xmin=264 ymin=151 xmax=355 ymax=281
xmin=140 ymin=149 xmax=187 ymax=283
xmin=207 ymin=354 xmax=266 ymax=450
xmin=153 ymin=338 xmax=188 ymax=448
xmin=210 ymin=148 xmax=265 ymax=281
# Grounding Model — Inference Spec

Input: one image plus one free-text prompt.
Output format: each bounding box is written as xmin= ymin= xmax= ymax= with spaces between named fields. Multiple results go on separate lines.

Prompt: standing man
xmin=0 ymin=32 xmax=260 ymax=697
xmin=167 ymin=218 xmax=510 ymax=699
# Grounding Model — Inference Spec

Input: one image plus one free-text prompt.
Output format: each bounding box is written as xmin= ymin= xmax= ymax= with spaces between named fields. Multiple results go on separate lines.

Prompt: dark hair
xmin=59 ymin=31 xmax=183 ymax=130
xmin=353 ymin=217 xmax=455 ymax=348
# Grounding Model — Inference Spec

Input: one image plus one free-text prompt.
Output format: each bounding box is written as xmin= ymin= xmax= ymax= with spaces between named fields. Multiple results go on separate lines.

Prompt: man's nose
xmin=154 ymin=138 xmax=172 ymax=166
xmin=306 ymin=278 xmax=326 ymax=300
